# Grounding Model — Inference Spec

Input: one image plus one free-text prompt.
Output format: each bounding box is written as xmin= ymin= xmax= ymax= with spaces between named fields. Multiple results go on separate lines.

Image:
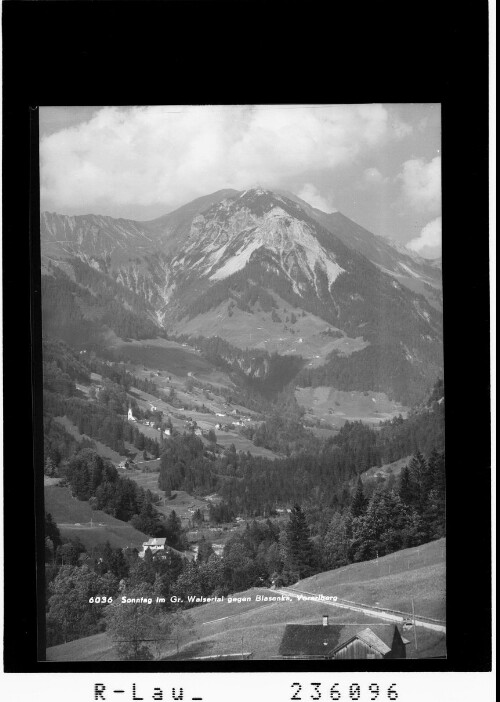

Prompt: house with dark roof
xmin=331 ymin=624 xmax=409 ymax=660
xmin=279 ymin=616 xmax=409 ymax=659
xmin=279 ymin=621 xmax=342 ymax=659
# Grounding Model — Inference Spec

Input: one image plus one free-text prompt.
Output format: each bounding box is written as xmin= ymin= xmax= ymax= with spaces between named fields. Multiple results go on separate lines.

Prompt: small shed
xmin=331 ymin=625 xmax=409 ymax=660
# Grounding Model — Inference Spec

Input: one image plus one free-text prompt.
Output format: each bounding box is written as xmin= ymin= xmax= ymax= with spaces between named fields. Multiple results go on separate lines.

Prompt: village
xmin=71 ymin=350 xmax=287 ymax=563
xmin=81 ymin=349 xmax=272 ymax=456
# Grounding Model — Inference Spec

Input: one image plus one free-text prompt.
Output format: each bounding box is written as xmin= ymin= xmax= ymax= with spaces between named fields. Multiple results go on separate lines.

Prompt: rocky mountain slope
xmin=40 ymin=188 xmax=443 ymax=404
xmin=277 ymin=190 xmax=442 ymax=310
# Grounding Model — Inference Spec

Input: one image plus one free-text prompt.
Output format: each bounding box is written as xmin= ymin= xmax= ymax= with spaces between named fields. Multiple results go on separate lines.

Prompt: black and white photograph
xmin=38 ymin=104 xmax=447 ymax=663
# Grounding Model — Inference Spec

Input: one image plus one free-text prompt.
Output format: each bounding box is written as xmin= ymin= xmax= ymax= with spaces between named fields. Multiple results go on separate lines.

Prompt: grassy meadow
xmin=46 ymin=538 xmax=446 ymax=661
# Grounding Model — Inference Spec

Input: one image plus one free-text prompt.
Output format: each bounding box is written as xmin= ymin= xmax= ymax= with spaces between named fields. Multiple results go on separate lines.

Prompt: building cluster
xmin=126 ymin=391 xmax=258 ymax=444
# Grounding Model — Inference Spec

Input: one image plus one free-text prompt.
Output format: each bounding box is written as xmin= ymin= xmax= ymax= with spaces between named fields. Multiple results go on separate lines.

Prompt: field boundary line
xmin=284 ymin=586 xmax=446 ymax=624
xmin=272 ymin=588 xmax=446 ymax=633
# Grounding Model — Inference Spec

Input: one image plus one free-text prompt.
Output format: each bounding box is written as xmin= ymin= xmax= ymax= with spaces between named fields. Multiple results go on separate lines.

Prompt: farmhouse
xmin=118 ymin=459 xmax=136 ymax=471
xmin=279 ymin=617 xmax=409 ymax=660
xmin=139 ymin=537 xmax=167 ymax=558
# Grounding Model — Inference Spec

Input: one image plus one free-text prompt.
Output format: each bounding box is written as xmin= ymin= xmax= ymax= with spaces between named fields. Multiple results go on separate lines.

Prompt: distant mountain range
xmin=40 ymin=188 xmax=443 ymax=404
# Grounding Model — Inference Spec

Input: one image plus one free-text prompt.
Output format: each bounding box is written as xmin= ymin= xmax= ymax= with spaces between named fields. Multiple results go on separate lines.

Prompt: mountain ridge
xmin=40 ymin=188 xmax=443 ymax=404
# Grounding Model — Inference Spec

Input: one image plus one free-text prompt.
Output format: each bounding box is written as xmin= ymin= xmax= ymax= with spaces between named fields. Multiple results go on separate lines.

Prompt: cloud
xmin=40 ymin=104 xmax=401 ymax=212
xmin=391 ymin=116 xmax=413 ymax=139
xmin=295 ymin=183 xmax=337 ymax=213
xmin=406 ymin=216 xmax=442 ymax=257
xmin=399 ymin=156 xmax=441 ymax=212
xmin=362 ymin=167 xmax=388 ymax=186
xmin=418 ymin=116 xmax=429 ymax=131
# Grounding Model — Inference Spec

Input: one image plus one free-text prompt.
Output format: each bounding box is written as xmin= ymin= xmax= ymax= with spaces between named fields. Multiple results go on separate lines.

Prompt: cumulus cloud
xmin=295 ymin=183 xmax=337 ymax=213
xmin=391 ymin=116 xmax=413 ymax=139
xmin=362 ymin=167 xmax=388 ymax=186
xmin=399 ymin=156 xmax=441 ymax=212
xmin=41 ymin=104 xmax=399 ymax=212
xmin=407 ymin=216 xmax=442 ymax=258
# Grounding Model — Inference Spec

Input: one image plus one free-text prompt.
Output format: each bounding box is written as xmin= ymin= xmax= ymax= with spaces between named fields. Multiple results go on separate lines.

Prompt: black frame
xmin=2 ymin=0 xmax=491 ymax=675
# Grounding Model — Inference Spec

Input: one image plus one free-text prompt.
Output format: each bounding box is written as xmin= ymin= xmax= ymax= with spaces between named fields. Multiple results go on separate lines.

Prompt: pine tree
xmin=284 ymin=504 xmax=315 ymax=581
xmin=323 ymin=512 xmax=349 ymax=569
xmin=425 ymin=450 xmax=443 ymax=496
xmin=197 ymin=537 xmax=215 ymax=563
xmin=192 ymin=508 xmax=204 ymax=526
xmin=207 ymin=429 xmax=217 ymax=445
xmin=350 ymin=477 xmax=367 ymax=518
xmin=135 ymin=432 xmax=146 ymax=451
xmin=100 ymin=541 xmax=114 ymax=574
xmin=408 ymin=452 xmax=429 ymax=512
xmin=350 ymin=489 xmax=413 ymax=561
xmin=136 ymin=547 xmax=156 ymax=585
xmin=398 ymin=465 xmax=415 ymax=505
xmin=422 ymin=450 xmax=446 ymax=537
xmin=165 ymin=510 xmax=183 ymax=550
xmin=110 ymin=548 xmax=130 ymax=580
xmin=131 ymin=498 xmax=164 ymax=537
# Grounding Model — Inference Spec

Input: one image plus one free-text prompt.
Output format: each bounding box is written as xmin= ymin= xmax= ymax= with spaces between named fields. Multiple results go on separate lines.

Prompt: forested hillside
xmin=42 ymin=333 xmax=445 ymax=656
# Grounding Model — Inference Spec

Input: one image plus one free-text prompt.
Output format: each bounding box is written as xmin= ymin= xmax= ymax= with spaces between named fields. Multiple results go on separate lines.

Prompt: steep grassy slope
xmin=46 ymin=538 xmax=445 ymax=661
xmin=296 ymin=539 xmax=446 ymax=620
xmin=44 ymin=485 xmax=150 ymax=550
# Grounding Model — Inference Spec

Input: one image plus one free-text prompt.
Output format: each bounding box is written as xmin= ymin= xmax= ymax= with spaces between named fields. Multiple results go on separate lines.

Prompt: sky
xmin=39 ymin=104 xmax=441 ymax=258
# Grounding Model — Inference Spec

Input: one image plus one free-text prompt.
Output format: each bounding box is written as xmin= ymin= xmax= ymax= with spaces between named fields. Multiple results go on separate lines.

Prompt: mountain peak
xmin=224 ymin=187 xmax=305 ymax=219
xmin=240 ymin=186 xmax=268 ymax=195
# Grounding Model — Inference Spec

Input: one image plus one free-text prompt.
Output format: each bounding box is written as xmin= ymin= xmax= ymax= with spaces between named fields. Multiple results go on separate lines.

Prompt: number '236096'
xmin=290 ymin=682 xmax=398 ymax=700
